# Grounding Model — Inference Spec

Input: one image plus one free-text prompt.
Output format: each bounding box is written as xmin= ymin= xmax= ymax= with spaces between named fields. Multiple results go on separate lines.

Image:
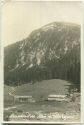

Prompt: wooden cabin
xmin=48 ymin=94 xmax=67 ymax=101
xmin=14 ymin=95 xmax=35 ymax=103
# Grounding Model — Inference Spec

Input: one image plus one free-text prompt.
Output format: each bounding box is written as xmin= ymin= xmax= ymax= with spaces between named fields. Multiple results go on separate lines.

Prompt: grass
xmin=4 ymin=79 xmax=80 ymax=122
xmin=4 ymin=79 xmax=71 ymax=102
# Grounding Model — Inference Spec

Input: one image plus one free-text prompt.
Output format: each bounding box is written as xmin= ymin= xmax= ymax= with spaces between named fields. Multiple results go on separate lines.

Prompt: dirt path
xmin=4 ymin=104 xmax=24 ymax=111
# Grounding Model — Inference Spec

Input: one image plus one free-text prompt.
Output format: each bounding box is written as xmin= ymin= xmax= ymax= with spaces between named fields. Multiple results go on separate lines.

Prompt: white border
xmin=81 ymin=1 xmax=84 ymax=123
xmin=0 ymin=1 xmax=4 ymax=122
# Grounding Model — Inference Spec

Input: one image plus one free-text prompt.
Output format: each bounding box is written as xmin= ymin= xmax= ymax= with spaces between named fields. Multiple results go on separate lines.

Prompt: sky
xmin=1 ymin=1 xmax=82 ymax=47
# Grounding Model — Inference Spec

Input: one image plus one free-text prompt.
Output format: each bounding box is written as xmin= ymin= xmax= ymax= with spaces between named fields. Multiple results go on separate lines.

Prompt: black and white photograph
xmin=2 ymin=1 xmax=82 ymax=122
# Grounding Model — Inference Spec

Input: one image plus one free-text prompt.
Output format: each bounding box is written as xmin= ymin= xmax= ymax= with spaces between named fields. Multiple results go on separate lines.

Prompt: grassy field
xmin=4 ymin=79 xmax=71 ymax=102
xmin=4 ymin=79 xmax=80 ymax=122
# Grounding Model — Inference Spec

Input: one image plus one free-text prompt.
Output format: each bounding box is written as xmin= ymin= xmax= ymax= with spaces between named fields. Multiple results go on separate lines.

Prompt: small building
xmin=14 ymin=95 xmax=35 ymax=103
xmin=48 ymin=94 xmax=67 ymax=101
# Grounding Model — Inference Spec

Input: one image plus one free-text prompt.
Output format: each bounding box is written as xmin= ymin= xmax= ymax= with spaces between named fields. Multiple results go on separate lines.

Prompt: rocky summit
xmin=4 ymin=22 xmax=80 ymax=86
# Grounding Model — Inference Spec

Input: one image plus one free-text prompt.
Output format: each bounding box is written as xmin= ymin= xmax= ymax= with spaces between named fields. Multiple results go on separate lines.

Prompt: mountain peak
xmin=4 ymin=22 xmax=80 ymax=86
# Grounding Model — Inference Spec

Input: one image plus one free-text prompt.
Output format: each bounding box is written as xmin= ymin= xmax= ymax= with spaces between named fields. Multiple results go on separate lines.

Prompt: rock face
xmin=4 ymin=22 xmax=80 ymax=86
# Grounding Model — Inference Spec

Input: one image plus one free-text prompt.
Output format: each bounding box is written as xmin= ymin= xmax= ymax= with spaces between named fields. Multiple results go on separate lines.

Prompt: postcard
xmin=0 ymin=0 xmax=83 ymax=123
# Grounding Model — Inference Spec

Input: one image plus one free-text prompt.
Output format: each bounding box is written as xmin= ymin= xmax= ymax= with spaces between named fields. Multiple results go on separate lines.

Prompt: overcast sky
xmin=1 ymin=1 xmax=82 ymax=47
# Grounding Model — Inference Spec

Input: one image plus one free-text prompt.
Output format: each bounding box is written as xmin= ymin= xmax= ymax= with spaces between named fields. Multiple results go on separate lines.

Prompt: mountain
xmin=4 ymin=22 xmax=80 ymax=86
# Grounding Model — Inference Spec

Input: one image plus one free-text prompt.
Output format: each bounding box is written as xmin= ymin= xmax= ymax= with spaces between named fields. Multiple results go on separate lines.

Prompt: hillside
xmin=4 ymin=22 xmax=80 ymax=86
xmin=4 ymin=79 xmax=71 ymax=101
xmin=4 ymin=79 xmax=80 ymax=122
